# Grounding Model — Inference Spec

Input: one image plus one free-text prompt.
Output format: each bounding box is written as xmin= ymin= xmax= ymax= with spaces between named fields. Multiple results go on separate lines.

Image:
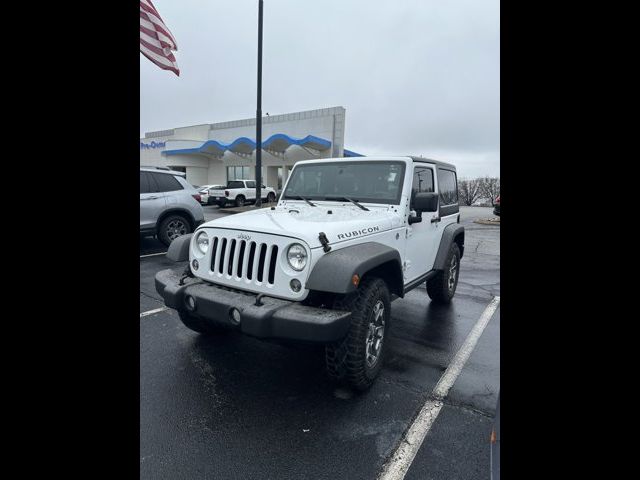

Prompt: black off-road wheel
xmin=177 ymin=310 xmax=229 ymax=335
xmin=325 ymin=277 xmax=390 ymax=391
xmin=426 ymin=243 xmax=461 ymax=304
xmin=158 ymin=214 xmax=191 ymax=246
xmin=235 ymin=195 xmax=246 ymax=207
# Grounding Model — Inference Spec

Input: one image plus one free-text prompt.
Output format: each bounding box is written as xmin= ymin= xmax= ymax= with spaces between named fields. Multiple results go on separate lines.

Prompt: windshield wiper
xmin=324 ymin=196 xmax=369 ymax=211
xmin=283 ymin=194 xmax=316 ymax=207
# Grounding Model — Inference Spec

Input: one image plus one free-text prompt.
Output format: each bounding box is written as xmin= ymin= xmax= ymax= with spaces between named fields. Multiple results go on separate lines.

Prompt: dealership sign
xmin=140 ymin=141 xmax=166 ymax=149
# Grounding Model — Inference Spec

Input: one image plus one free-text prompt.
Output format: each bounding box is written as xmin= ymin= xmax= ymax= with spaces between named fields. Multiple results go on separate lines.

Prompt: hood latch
xmin=318 ymin=232 xmax=331 ymax=253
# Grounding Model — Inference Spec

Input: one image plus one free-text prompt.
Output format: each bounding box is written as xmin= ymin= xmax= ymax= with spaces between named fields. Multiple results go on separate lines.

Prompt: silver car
xmin=140 ymin=167 xmax=205 ymax=246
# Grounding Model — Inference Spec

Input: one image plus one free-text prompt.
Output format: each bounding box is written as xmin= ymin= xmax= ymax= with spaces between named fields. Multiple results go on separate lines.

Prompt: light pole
xmin=255 ymin=0 xmax=263 ymax=207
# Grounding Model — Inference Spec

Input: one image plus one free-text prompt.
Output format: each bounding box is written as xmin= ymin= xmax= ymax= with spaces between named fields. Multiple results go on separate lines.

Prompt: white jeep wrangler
xmin=155 ymin=156 xmax=464 ymax=390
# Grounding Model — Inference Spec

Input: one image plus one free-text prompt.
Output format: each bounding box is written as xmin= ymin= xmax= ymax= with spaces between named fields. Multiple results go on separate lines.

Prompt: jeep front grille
xmin=209 ymin=236 xmax=279 ymax=286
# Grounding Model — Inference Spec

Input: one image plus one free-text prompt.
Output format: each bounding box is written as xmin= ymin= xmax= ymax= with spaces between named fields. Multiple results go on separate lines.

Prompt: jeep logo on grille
xmin=237 ymin=233 xmax=251 ymax=241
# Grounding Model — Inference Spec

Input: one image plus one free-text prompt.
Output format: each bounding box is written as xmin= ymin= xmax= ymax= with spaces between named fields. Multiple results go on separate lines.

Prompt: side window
xmin=140 ymin=172 xmax=151 ymax=194
xmin=437 ymin=169 xmax=458 ymax=205
xmin=246 ymin=180 xmax=256 ymax=188
xmin=410 ymin=167 xmax=434 ymax=208
xmin=152 ymin=173 xmax=183 ymax=193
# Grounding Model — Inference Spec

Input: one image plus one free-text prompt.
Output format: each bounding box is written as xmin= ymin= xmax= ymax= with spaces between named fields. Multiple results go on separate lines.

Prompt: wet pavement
xmin=140 ymin=206 xmax=499 ymax=479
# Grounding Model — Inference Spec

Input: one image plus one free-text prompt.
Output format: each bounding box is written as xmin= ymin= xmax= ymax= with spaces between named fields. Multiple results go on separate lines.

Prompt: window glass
xmin=438 ymin=169 xmax=458 ymax=205
xmin=227 ymin=166 xmax=252 ymax=182
xmin=227 ymin=180 xmax=244 ymax=189
xmin=140 ymin=172 xmax=151 ymax=194
xmin=151 ymin=173 xmax=183 ymax=192
xmin=410 ymin=167 xmax=434 ymax=209
xmin=282 ymin=161 xmax=406 ymax=205
xmin=246 ymin=180 xmax=256 ymax=188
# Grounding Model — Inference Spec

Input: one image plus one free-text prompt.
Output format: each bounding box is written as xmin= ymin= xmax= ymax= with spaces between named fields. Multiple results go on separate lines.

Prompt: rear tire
xmin=426 ymin=243 xmax=461 ymax=304
xmin=177 ymin=310 xmax=229 ymax=335
xmin=235 ymin=195 xmax=246 ymax=207
xmin=158 ymin=214 xmax=191 ymax=246
xmin=325 ymin=277 xmax=390 ymax=391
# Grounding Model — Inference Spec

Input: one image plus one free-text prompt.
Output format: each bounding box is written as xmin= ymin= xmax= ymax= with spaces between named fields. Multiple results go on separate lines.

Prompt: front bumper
xmin=154 ymin=268 xmax=351 ymax=342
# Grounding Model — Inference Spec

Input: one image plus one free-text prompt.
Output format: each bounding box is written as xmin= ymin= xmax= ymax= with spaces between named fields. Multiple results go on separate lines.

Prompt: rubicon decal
xmin=336 ymin=226 xmax=380 ymax=240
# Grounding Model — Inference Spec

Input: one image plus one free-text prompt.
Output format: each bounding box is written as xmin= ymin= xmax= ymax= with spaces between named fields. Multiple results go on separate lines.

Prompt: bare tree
xmin=458 ymin=178 xmax=483 ymax=206
xmin=478 ymin=177 xmax=500 ymax=206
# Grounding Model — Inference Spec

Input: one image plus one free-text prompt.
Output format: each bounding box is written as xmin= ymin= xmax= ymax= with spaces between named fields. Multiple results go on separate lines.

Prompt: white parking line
xmin=140 ymin=252 xmax=167 ymax=258
xmin=140 ymin=307 xmax=169 ymax=318
xmin=378 ymin=296 xmax=500 ymax=480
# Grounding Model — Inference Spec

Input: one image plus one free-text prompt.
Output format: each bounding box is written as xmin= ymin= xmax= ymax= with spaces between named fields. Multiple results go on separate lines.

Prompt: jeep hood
xmin=199 ymin=204 xmax=398 ymax=248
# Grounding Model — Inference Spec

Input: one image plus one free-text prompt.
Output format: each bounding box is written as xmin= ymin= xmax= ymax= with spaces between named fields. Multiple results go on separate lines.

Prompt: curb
xmin=474 ymin=218 xmax=501 ymax=226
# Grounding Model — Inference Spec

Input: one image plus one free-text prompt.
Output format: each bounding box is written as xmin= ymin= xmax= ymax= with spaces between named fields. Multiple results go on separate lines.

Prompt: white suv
xmin=140 ymin=167 xmax=205 ymax=246
xmin=155 ymin=156 xmax=464 ymax=390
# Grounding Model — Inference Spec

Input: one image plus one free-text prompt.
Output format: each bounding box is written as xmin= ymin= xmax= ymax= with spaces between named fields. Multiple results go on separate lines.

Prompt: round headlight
xmin=287 ymin=243 xmax=307 ymax=271
xmin=195 ymin=231 xmax=209 ymax=254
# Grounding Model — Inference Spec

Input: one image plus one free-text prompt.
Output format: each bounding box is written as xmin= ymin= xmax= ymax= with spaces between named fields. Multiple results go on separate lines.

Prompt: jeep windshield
xmin=282 ymin=161 xmax=406 ymax=205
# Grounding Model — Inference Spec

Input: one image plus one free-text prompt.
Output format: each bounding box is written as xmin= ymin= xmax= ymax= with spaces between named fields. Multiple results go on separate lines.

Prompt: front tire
xmin=426 ymin=243 xmax=461 ymax=304
xmin=267 ymin=192 xmax=276 ymax=203
xmin=325 ymin=277 xmax=390 ymax=391
xmin=158 ymin=214 xmax=191 ymax=246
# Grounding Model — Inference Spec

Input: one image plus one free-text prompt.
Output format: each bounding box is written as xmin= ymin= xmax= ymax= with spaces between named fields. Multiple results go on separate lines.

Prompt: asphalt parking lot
xmin=140 ymin=206 xmax=500 ymax=480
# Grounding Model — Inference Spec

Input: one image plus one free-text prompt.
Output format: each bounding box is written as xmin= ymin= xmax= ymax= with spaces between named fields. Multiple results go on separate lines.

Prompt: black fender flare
xmin=166 ymin=233 xmax=193 ymax=262
xmin=433 ymin=224 xmax=465 ymax=270
xmin=306 ymin=242 xmax=404 ymax=297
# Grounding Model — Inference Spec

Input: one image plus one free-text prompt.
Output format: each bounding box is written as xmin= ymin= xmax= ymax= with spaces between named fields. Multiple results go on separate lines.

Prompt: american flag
xmin=140 ymin=0 xmax=180 ymax=76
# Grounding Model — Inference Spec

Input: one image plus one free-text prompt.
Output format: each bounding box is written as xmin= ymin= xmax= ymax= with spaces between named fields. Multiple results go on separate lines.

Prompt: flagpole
xmin=255 ymin=0 xmax=263 ymax=207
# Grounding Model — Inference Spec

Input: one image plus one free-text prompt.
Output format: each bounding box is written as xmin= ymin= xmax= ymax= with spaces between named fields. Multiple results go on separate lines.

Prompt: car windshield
xmin=282 ymin=161 xmax=406 ymax=205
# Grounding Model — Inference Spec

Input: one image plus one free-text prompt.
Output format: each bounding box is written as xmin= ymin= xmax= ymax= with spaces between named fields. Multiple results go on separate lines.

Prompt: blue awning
xmin=163 ymin=133 xmax=333 ymax=157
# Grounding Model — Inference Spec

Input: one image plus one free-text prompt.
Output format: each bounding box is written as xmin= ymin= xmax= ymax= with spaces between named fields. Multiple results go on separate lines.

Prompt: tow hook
xmin=255 ymin=294 xmax=266 ymax=306
xmin=179 ymin=264 xmax=194 ymax=286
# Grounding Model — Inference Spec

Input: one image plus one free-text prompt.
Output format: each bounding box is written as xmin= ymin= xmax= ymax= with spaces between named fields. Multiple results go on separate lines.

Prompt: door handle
xmin=431 ymin=216 xmax=441 ymax=223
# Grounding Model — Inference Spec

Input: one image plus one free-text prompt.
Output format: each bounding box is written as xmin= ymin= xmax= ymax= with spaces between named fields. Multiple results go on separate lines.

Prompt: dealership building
xmin=140 ymin=106 xmax=362 ymax=189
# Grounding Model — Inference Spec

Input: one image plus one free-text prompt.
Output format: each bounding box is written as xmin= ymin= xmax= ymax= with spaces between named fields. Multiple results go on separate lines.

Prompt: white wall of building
xmin=140 ymin=107 xmax=347 ymax=187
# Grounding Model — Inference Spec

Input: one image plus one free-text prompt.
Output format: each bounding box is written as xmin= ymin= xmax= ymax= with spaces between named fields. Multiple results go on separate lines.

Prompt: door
xmin=140 ymin=171 xmax=166 ymax=231
xmin=245 ymin=180 xmax=257 ymax=200
xmin=403 ymin=165 xmax=440 ymax=284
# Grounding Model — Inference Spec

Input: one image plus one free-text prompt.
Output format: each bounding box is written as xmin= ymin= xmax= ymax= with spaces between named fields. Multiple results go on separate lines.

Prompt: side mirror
xmin=413 ymin=192 xmax=438 ymax=213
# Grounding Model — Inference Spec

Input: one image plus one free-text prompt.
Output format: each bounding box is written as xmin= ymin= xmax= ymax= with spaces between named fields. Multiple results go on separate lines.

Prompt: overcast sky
xmin=140 ymin=0 xmax=499 ymax=177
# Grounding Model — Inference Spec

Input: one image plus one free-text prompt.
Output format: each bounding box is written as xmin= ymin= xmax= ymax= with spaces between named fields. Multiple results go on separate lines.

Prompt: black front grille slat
xmin=227 ymin=239 xmax=236 ymax=275
xmin=210 ymin=237 xmax=219 ymax=271
xmin=237 ymin=240 xmax=246 ymax=277
xmin=268 ymin=245 xmax=278 ymax=284
xmin=218 ymin=238 xmax=227 ymax=273
xmin=247 ymin=242 xmax=256 ymax=280
xmin=257 ymin=244 xmax=267 ymax=283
